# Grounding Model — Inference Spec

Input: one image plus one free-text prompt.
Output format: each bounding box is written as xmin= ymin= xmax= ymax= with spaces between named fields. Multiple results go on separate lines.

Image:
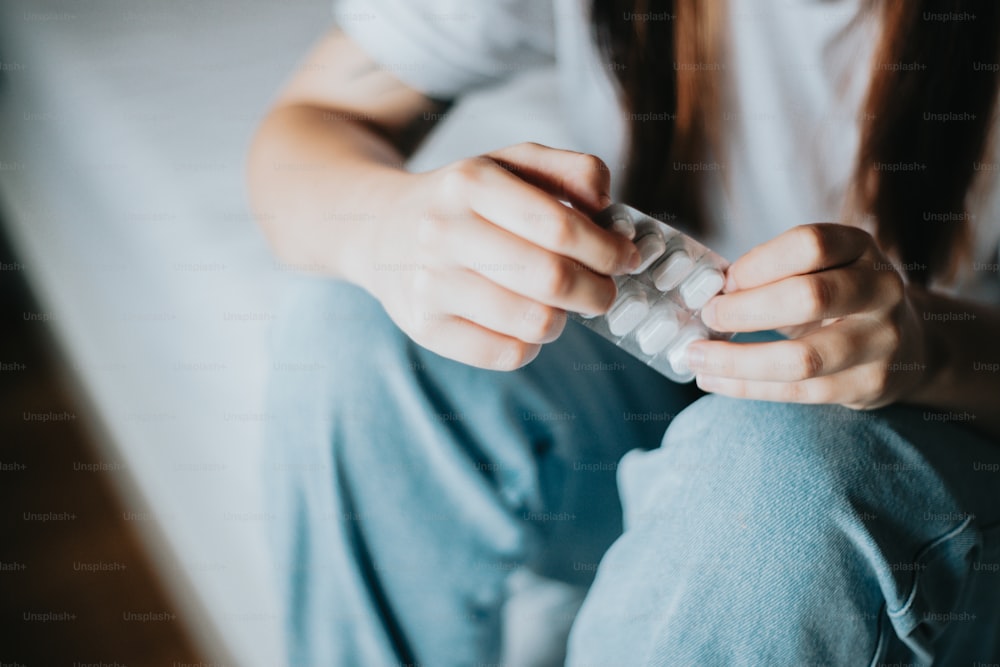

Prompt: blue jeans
xmin=263 ymin=277 xmax=1000 ymax=666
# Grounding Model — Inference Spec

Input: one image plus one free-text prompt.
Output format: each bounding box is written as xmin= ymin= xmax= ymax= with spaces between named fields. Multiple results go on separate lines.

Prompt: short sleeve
xmin=332 ymin=0 xmax=556 ymax=99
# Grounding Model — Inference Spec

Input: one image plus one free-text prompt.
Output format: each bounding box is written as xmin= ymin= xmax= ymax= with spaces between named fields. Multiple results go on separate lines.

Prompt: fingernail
xmin=700 ymin=300 xmax=717 ymax=327
xmin=686 ymin=345 xmax=705 ymax=371
xmin=629 ymin=247 xmax=643 ymax=270
xmin=696 ymin=374 xmax=720 ymax=392
xmin=598 ymin=193 xmax=613 ymax=209
xmin=610 ymin=214 xmax=635 ymax=240
xmin=723 ymin=272 xmax=738 ymax=293
xmin=616 ymin=247 xmax=641 ymax=275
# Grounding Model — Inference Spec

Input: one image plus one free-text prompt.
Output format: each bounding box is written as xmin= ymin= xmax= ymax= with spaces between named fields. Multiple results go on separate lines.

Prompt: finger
xmin=694 ymin=372 xmax=841 ymax=405
xmin=442 ymin=158 xmax=640 ymax=276
xmin=724 ymin=224 xmax=872 ymax=292
xmin=414 ymin=313 xmax=542 ymax=371
xmin=421 ymin=267 xmax=567 ymax=344
xmin=427 ymin=209 xmax=618 ymax=315
xmin=686 ymin=318 xmax=883 ymax=382
xmin=486 ymin=142 xmax=612 ymax=213
xmin=701 ymin=265 xmax=882 ymax=332
xmin=695 ymin=361 xmax=891 ymax=408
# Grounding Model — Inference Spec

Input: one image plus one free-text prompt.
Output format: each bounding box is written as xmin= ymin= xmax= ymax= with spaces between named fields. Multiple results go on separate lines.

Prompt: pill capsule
xmin=609 ymin=212 xmax=636 ymax=239
xmin=666 ymin=327 xmax=707 ymax=377
xmin=678 ymin=265 xmax=725 ymax=310
xmin=635 ymin=303 xmax=682 ymax=355
xmin=631 ymin=232 xmax=667 ymax=275
xmin=651 ymin=250 xmax=695 ymax=291
xmin=607 ymin=286 xmax=650 ymax=337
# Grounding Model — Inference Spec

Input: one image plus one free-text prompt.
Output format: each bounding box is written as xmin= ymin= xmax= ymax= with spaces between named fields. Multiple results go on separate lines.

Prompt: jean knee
xmin=618 ymin=395 xmax=875 ymax=525
xmin=614 ymin=396 xmax=982 ymax=648
xmin=614 ymin=393 xmax=981 ymax=570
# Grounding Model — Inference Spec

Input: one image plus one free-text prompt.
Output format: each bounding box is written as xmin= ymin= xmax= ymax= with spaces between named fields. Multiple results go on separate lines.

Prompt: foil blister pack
xmin=569 ymin=204 xmax=733 ymax=383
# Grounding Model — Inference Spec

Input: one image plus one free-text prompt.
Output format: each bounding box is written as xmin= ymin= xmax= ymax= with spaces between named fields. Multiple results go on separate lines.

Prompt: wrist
xmin=900 ymin=286 xmax=950 ymax=406
xmin=336 ymin=168 xmax=419 ymax=296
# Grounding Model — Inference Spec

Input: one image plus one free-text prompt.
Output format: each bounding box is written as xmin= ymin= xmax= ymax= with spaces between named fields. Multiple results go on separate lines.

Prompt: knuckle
xmin=440 ymin=158 xmax=488 ymax=194
xmin=882 ymin=319 xmax=903 ymax=349
xmin=844 ymin=224 xmax=875 ymax=249
xmin=865 ymin=364 xmax=889 ymax=398
xmin=795 ymin=225 xmax=832 ymax=266
xmin=415 ymin=214 xmax=446 ymax=248
xmin=577 ymin=153 xmax=609 ymax=180
xmin=438 ymin=168 xmax=467 ymax=198
xmin=542 ymin=207 xmax=577 ymax=248
xmin=540 ymin=258 xmax=574 ymax=299
xmin=881 ymin=269 xmax=905 ymax=304
xmin=791 ymin=343 xmax=824 ymax=379
xmin=411 ymin=266 xmax=436 ymax=299
xmin=802 ymin=276 xmax=834 ymax=317
xmin=596 ymin=248 xmax=621 ymax=277
xmin=524 ymin=305 xmax=560 ymax=342
xmin=599 ymin=277 xmax=619 ymax=311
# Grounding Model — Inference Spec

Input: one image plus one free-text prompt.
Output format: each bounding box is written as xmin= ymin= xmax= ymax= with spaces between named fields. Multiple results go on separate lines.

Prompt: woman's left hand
xmin=687 ymin=223 xmax=928 ymax=410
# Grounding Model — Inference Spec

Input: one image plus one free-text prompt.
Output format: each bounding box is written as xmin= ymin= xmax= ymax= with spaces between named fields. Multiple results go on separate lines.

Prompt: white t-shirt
xmin=332 ymin=0 xmax=1000 ymax=301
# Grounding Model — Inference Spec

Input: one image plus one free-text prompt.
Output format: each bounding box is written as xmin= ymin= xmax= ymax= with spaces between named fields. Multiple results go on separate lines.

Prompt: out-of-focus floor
xmin=0 ymin=223 xmax=205 ymax=665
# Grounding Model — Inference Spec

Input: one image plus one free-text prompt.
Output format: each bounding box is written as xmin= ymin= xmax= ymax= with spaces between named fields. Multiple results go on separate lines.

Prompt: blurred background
xmin=0 ymin=1 xmax=572 ymax=663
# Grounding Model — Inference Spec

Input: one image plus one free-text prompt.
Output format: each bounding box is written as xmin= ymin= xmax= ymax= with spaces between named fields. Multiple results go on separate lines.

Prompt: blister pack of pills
xmin=569 ymin=204 xmax=733 ymax=383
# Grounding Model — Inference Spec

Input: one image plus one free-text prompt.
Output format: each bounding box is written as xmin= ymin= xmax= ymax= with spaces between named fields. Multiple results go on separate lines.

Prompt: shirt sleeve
xmin=332 ymin=0 xmax=556 ymax=99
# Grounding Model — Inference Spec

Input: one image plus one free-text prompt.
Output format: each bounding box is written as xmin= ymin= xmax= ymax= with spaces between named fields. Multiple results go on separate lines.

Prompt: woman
xmin=248 ymin=0 xmax=1000 ymax=664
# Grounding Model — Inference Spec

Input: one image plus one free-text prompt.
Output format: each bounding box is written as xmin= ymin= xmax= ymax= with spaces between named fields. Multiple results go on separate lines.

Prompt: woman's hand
xmin=359 ymin=142 xmax=641 ymax=371
xmin=687 ymin=224 xmax=929 ymax=409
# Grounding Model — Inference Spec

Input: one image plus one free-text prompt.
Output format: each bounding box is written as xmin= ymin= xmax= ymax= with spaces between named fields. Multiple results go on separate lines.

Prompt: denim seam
xmin=887 ymin=514 xmax=974 ymax=619
xmin=867 ymin=602 xmax=889 ymax=667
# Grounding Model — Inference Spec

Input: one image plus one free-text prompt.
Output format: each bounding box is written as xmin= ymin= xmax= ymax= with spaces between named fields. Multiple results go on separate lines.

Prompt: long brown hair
xmin=592 ymin=0 xmax=1000 ymax=284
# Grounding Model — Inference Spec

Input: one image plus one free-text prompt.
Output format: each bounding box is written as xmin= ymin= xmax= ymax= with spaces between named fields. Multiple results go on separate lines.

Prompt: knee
xmin=601 ymin=396 xmax=982 ymax=661
xmin=617 ymin=395 xmax=920 ymax=537
xmin=617 ymin=394 xmax=977 ymax=566
xmin=672 ymin=393 xmax=877 ymax=463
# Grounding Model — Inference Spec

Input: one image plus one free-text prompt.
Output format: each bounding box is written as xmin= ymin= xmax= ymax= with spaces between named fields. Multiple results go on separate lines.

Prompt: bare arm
xmin=247 ymin=29 xmax=444 ymax=282
xmin=247 ymin=29 xmax=639 ymax=370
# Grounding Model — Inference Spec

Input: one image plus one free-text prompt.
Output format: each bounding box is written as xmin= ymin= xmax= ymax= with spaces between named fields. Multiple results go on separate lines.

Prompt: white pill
xmin=635 ymin=303 xmax=681 ymax=355
xmin=607 ymin=287 xmax=649 ymax=337
xmin=678 ymin=265 xmax=725 ymax=310
xmin=651 ymin=250 xmax=695 ymax=291
xmin=631 ymin=233 xmax=667 ymax=275
xmin=610 ymin=212 xmax=636 ymax=239
xmin=666 ymin=328 xmax=707 ymax=377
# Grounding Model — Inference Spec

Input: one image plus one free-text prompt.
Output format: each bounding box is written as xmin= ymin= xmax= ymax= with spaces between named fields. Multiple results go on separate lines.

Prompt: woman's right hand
xmin=359 ymin=142 xmax=641 ymax=370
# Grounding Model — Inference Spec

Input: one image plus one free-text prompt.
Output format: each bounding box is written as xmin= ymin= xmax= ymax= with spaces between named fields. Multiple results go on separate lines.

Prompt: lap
xmin=265 ymin=275 xmax=700 ymax=580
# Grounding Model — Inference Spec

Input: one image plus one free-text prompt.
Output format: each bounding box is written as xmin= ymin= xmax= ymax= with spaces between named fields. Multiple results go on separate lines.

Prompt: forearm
xmin=905 ymin=286 xmax=1000 ymax=438
xmin=247 ymin=104 xmax=416 ymax=286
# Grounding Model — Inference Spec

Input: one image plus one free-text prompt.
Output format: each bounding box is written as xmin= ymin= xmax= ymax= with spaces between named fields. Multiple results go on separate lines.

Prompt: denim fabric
xmin=264 ymin=277 xmax=1000 ymax=666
